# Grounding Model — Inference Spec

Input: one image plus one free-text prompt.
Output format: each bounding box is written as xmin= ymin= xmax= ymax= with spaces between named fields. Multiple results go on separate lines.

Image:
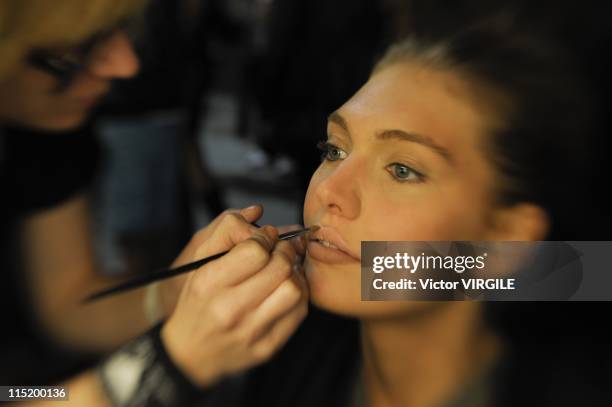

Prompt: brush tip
xmin=308 ymin=225 xmax=320 ymax=233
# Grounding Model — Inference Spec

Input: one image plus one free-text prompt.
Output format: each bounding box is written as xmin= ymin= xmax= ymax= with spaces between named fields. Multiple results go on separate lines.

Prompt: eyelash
xmin=315 ymin=140 xmax=426 ymax=183
xmin=316 ymin=141 xmax=346 ymax=162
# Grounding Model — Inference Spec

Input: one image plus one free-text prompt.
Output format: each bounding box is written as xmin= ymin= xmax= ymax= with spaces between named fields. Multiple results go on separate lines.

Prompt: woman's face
xmin=0 ymin=31 xmax=138 ymax=131
xmin=303 ymin=62 xmax=506 ymax=317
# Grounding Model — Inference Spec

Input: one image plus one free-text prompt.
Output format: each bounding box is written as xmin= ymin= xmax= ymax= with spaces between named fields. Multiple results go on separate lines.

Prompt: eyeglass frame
xmin=26 ymin=19 xmax=138 ymax=90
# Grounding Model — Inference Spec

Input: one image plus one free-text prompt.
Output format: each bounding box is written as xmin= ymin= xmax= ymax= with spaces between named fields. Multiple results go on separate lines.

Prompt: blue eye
xmin=316 ymin=141 xmax=347 ymax=162
xmin=386 ymin=163 xmax=424 ymax=183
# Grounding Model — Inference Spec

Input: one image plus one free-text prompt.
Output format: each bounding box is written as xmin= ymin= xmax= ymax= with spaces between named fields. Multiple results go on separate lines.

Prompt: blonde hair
xmin=372 ymin=38 xmax=451 ymax=74
xmin=0 ymin=0 xmax=146 ymax=79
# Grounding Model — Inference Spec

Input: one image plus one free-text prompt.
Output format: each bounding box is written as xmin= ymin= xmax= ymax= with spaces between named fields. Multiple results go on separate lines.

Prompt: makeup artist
xmin=0 ymin=0 xmax=308 ymax=405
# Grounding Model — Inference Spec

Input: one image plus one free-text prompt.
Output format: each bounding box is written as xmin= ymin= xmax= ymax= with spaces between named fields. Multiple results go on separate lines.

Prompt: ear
xmin=485 ymin=203 xmax=549 ymax=241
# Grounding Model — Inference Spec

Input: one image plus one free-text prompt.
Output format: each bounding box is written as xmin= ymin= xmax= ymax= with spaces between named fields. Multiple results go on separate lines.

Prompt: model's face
xmin=303 ymin=62 xmax=505 ymax=318
xmin=0 ymin=31 xmax=138 ymax=131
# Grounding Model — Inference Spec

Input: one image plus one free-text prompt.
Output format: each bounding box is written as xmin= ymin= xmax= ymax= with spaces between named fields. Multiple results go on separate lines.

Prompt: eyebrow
xmin=376 ymin=129 xmax=452 ymax=163
xmin=327 ymin=111 xmax=453 ymax=163
xmin=328 ymin=111 xmax=350 ymax=134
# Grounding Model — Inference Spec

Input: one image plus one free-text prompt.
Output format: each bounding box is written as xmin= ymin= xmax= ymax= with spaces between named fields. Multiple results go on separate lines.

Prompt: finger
xmin=238 ymin=204 xmax=264 ymax=224
xmin=193 ymin=212 xmax=263 ymax=260
xmin=194 ymin=205 xmax=263 ymax=248
xmin=175 ymin=207 xmax=261 ymax=267
xmin=277 ymin=224 xmax=306 ymax=255
xmin=224 ymin=240 xmax=298 ymax=314
xmin=209 ymin=205 xmax=263 ymax=230
xmin=240 ymin=268 xmax=308 ymax=345
xmin=248 ymin=289 xmax=308 ymax=364
xmin=256 ymin=268 xmax=308 ymax=329
xmin=197 ymin=225 xmax=279 ymax=288
xmin=201 ymin=242 xmax=296 ymax=332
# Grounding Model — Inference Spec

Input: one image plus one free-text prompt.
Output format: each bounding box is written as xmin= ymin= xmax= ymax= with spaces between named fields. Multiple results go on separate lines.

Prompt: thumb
xmin=239 ymin=204 xmax=264 ymax=224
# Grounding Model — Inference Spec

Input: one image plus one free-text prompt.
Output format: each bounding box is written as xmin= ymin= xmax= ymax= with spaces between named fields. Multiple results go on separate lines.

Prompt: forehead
xmin=334 ymin=63 xmax=494 ymax=154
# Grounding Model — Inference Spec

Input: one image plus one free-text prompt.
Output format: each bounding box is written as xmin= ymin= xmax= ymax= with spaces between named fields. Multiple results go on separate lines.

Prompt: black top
xmin=197 ymin=305 xmax=612 ymax=407
xmin=0 ymin=125 xmax=100 ymax=385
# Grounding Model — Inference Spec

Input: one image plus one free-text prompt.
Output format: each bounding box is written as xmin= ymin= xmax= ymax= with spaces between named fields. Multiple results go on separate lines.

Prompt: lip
xmin=306 ymin=225 xmax=360 ymax=264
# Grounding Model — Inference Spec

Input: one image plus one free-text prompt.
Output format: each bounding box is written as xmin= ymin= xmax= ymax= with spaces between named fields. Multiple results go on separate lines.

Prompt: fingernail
xmin=244 ymin=204 xmax=261 ymax=211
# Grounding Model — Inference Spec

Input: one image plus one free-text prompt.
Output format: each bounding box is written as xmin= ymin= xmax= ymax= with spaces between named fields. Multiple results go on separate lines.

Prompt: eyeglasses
xmin=27 ymin=19 xmax=138 ymax=89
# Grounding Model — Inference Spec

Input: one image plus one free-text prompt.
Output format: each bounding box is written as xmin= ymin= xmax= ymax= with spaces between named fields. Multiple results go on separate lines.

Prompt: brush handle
xmin=84 ymin=228 xmax=309 ymax=302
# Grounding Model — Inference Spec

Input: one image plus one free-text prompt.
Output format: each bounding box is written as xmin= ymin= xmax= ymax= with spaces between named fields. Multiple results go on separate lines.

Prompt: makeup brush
xmin=84 ymin=226 xmax=318 ymax=303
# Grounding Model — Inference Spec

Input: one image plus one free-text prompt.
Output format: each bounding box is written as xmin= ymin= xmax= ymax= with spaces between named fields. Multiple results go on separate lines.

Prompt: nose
xmin=314 ymin=158 xmax=361 ymax=220
xmin=87 ymin=31 xmax=139 ymax=79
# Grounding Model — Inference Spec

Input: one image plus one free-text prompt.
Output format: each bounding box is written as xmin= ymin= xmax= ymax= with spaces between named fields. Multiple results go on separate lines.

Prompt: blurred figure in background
xmin=0 ymin=0 xmax=146 ymax=384
xmin=1 ymin=1 xmax=308 ymax=405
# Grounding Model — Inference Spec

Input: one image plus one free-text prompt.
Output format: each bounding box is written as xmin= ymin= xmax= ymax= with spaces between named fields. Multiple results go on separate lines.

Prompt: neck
xmin=360 ymin=302 xmax=500 ymax=407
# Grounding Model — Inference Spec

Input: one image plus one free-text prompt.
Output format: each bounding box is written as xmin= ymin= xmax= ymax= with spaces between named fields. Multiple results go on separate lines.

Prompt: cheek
xmin=1 ymin=73 xmax=52 ymax=111
xmin=303 ymin=166 xmax=325 ymax=224
xmin=18 ymin=69 xmax=57 ymax=98
xmin=356 ymin=202 xmax=445 ymax=241
xmin=359 ymin=185 xmax=491 ymax=241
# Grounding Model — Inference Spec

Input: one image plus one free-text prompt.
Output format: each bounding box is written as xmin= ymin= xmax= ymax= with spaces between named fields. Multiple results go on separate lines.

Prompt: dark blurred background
xmin=88 ymin=0 xmax=612 ymax=278
xmin=91 ymin=0 xmax=392 ymax=276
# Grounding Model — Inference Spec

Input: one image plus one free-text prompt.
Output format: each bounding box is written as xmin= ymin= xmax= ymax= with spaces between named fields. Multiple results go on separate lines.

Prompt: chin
xmin=42 ymin=114 xmax=88 ymax=131
xmin=304 ymin=255 xmax=436 ymax=319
